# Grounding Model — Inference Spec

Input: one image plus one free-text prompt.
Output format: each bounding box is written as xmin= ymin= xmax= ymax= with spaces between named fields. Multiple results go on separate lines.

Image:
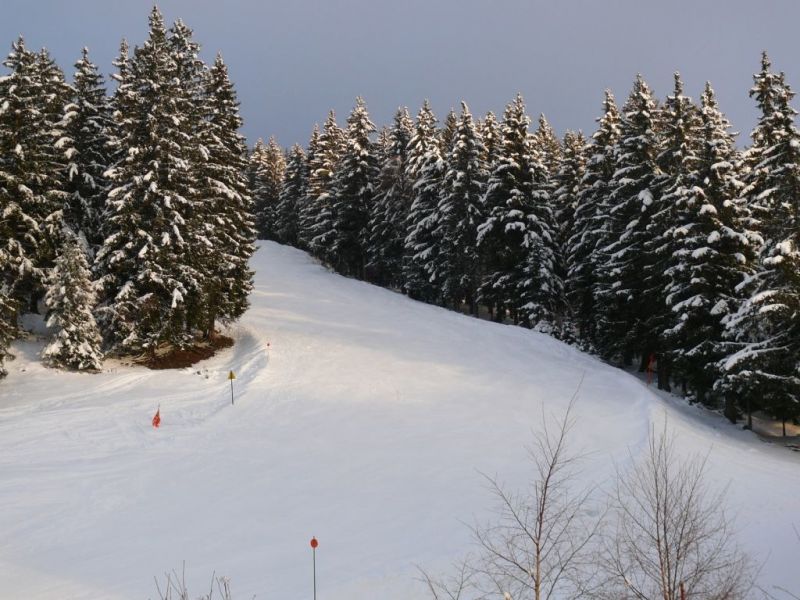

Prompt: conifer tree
xmin=297 ymin=126 xmax=321 ymax=250
xmin=552 ymin=130 xmax=587 ymax=334
xmin=198 ymin=54 xmax=256 ymax=334
xmin=643 ymin=73 xmax=702 ymax=389
xmin=718 ymin=54 xmax=800 ymax=427
xmin=0 ymin=38 xmax=68 ymax=312
xmin=662 ymin=83 xmax=758 ymax=406
xmin=274 ymin=144 xmax=307 ymax=246
xmin=96 ymin=8 xmax=203 ymax=352
xmin=250 ymin=136 xmax=285 ymax=240
xmin=0 ymin=260 xmax=17 ymax=377
xmin=439 ymin=108 xmax=458 ymax=155
xmin=533 ymin=114 xmax=562 ymax=176
xmin=329 ymin=98 xmax=378 ymax=278
xmin=567 ymin=91 xmax=620 ymax=342
xmin=404 ymin=100 xmax=444 ymax=302
xmin=60 ymin=47 xmax=113 ymax=248
xmin=308 ymin=113 xmax=346 ymax=261
xmin=42 ymin=237 xmax=103 ymax=371
xmin=594 ymin=76 xmax=662 ymax=364
xmin=367 ymin=106 xmax=414 ymax=287
xmin=434 ymin=102 xmax=488 ymax=312
xmin=0 ymin=295 xmax=15 ymax=378
xmin=480 ymin=111 xmax=502 ymax=171
xmin=478 ymin=94 xmax=556 ymax=325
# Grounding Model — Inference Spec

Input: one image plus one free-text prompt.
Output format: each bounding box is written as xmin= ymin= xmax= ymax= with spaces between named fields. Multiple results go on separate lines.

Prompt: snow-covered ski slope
xmin=0 ymin=241 xmax=797 ymax=599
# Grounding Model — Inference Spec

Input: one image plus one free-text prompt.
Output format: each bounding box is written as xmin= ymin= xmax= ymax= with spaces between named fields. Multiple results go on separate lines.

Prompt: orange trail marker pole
xmin=310 ymin=537 xmax=318 ymax=600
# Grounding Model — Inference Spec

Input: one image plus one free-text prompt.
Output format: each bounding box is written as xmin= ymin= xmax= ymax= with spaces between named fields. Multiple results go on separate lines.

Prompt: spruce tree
xmin=552 ymin=130 xmax=587 ymax=336
xmin=367 ymin=106 xmax=414 ymax=287
xmin=434 ymin=102 xmax=488 ymax=312
xmin=0 ymin=295 xmax=15 ymax=377
xmin=404 ymin=100 xmax=444 ymax=302
xmin=250 ymin=136 xmax=285 ymax=240
xmin=480 ymin=111 xmax=502 ymax=171
xmin=533 ymin=114 xmax=563 ymax=176
xmin=329 ymin=97 xmax=378 ymax=278
xmin=478 ymin=94 xmax=556 ymax=325
xmin=0 ymin=38 xmax=68 ymax=313
xmin=308 ymin=112 xmax=346 ymax=262
xmin=439 ymin=108 xmax=458 ymax=155
xmin=718 ymin=54 xmax=800 ymax=427
xmin=297 ymin=126 xmax=321 ymax=250
xmin=0 ymin=258 xmax=17 ymax=377
xmin=198 ymin=54 xmax=256 ymax=333
xmin=662 ymin=82 xmax=758 ymax=406
xmin=274 ymin=144 xmax=307 ymax=246
xmin=644 ymin=73 xmax=702 ymax=389
xmin=567 ymin=91 xmax=620 ymax=342
xmin=594 ymin=76 xmax=662 ymax=364
xmin=96 ymin=8 xmax=202 ymax=353
xmin=60 ymin=47 xmax=113 ymax=248
xmin=42 ymin=237 xmax=103 ymax=371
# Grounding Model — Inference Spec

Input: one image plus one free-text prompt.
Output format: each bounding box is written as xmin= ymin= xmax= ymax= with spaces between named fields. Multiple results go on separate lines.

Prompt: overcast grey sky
xmin=2 ymin=0 xmax=799 ymax=147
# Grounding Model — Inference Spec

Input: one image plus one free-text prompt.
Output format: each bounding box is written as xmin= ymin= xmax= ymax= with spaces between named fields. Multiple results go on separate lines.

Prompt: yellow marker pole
xmin=228 ymin=370 xmax=236 ymax=405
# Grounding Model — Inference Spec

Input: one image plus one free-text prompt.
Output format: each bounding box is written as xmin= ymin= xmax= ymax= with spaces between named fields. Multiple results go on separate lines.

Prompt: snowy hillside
xmin=0 ymin=242 xmax=798 ymax=599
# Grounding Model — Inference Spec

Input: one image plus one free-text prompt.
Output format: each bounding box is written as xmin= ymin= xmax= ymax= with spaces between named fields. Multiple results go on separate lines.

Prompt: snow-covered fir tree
xmin=366 ymin=106 xmax=414 ymax=287
xmin=42 ymin=237 xmax=102 ymax=371
xmin=59 ymin=47 xmax=113 ymax=248
xmin=660 ymin=82 xmax=759 ymax=408
xmin=439 ymin=108 xmax=459 ymax=155
xmin=329 ymin=98 xmax=378 ymax=278
xmin=274 ymin=144 xmax=307 ymax=246
xmin=404 ymin=100 xmax=444 ymax=303
xmin=307 ymin=112 xmax=346 ymax=261
xmin=296 ymin=125 xmax=321 ymax=250
xmin=718 ymin=54 xmax=800 ymax=428
xmin=0 ymin=246 xmax=17 ymax=377
xmin=532 ymin=114 xmax=562 ymax=176
xmin=0 ymin=38 xmax=69 ymax=313
xmin=0 ymin=291 xmax=15 ymax=377
xmin=480 ymin=111 xmax=502 ymax=171
xmin=593 ymin=76 xmax=662 ymax=365
xmin=477 ymin=94 xmax=557 ymax=326
xmin=250 ymin=136 xmax=286 ymax=240
xmin=643 ymin=72 xmax=702 ymax=389
xmin=198 ymin=53 xmax=256 ymax=335
xmin=96 ymin=8 xmax=205 ymax=353
xmin=552 ymin=129 xmax=587 ymax=336
xmin=434 ymin=102 xmax=488 ymax=312
xmin=567 ymin=91 xmax=621 ymax=342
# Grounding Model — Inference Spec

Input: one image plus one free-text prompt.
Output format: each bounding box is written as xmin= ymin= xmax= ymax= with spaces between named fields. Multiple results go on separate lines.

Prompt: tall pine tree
xmin=404 ymin=100 xmax=444 ymax=303
xmin=329 ymin=98 xmax=378 ymax=278
xmin=567 ymin=91 xmax=620 ymax=342
xmin=367 ymin=106 xmax=414 ymax=287
xmin=274 ymin=144 xmax=307 ymax=246
xmin=434 ymin=102 xmax=488 ymax=312
xmin=59 ymin=47 xmax=113 ymax=248
xmin=594 ymin=76 xmax=662 ymax=365
xmin=718 ymin=54 xmax=800 ymax=428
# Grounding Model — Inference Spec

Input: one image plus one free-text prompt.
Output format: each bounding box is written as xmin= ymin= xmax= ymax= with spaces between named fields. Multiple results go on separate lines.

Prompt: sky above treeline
xmin=2 ymin=0 xmax=799 ymax=148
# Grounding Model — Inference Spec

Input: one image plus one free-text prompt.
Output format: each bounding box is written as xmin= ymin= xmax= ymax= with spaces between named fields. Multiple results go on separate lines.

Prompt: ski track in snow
xmin=0 ymin=241 xmax=797 ymax=600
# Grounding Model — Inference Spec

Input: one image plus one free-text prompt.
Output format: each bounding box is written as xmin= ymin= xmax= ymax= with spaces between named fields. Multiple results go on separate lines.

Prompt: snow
xmin=0 ymin=242 xmax=798 ymax=600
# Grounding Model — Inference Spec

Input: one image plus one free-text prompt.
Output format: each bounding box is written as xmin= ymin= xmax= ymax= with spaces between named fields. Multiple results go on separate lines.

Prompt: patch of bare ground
xmin=132 ymin=334 xmax=234 ymax=370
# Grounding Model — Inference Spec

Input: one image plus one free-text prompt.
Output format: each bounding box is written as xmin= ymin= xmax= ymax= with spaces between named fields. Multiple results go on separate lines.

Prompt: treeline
xmin=0 ymin=7 xmax=255 ymax=376
xmin=252 ymin=56 xmax=800 ymax=430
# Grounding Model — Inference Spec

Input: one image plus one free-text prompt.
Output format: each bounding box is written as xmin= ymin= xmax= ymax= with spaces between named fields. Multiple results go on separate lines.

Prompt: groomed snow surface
xmin=0 ymin=241 xmax=798 ymax=599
